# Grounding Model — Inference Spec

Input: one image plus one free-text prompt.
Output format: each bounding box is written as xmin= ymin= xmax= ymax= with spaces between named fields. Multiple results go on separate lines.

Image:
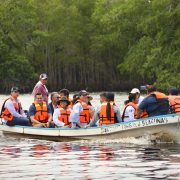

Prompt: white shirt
xmin=69 ymin=102 xmax=83 ymax=123
xmin=138 ymin=96 xmax=144 ymax=105
xmin=2 ymin=98 xmax=26 ymax=123
xmin=123 ymin=106 xmax=136 ymax=122
xmin=53 ymin=108 xmax=72 ymax=127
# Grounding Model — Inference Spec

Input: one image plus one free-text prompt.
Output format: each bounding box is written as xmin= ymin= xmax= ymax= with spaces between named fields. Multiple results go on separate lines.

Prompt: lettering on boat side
xmin=101 ymin=117 xmax=168 ymax=134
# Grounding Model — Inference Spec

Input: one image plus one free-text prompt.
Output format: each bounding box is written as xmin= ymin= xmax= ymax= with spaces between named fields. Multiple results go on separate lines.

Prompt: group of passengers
xmin=0 ymin=73 xmax=180 ymax=128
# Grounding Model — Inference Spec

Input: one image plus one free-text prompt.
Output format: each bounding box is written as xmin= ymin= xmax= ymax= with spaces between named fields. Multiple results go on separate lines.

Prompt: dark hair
xmin=147 ymin=85 xmax=157 ymax=93
xmin=106 ymin=92 xmax=115 ymax=101
xmin=72 ymin=94 xmax=80 ymax=105
xmin=59 ymin=89 xmax=70 ymax=97
xmin=35 ymin=93 xmax=42 ymax=97
xmin=100 ymin=92 xmax=108 ymax=99
xmin=128 ymin=93 xmax=137 ymax=102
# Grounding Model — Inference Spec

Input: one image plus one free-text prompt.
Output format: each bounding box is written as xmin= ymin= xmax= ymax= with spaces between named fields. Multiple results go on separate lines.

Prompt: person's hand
xmin=46 ymin=122 xmax=50 ymax=128
xmin=42 ymin=123 xmax=47 ymax=128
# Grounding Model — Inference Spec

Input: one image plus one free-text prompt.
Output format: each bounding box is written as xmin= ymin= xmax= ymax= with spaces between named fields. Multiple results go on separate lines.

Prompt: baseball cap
xmin=79 ymin=90 xmax=89 ymax=96
xmin=40 ymin=73 xmax=48 ymax=80
xmin=11 ymin=87 xmax=20 ymax=92
xmin=130 ymin=88 xmax=140 ymax=94
xmin=168 ymin=88 xmax=179 ymax=95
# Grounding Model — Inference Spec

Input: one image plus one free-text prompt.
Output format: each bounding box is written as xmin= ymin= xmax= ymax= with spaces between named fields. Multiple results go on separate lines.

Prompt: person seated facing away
xmin=89 ymin=92 xmax=122 ymax=127
xmin=86 ymin=95 xmax=95 ymax=120
xmin=0 ymin=87 xmax=31 ymax=126
xmin=129 ymin=88 xmax=144 ymax=105
xmin=29 ymin=93 xmax=53 ymax=127
xmin=137 ymin=85 xmax=170 ymax=118
xmin=168 ymin=88 xmax=180 ymax=114
xmin=53 ymin=96 xmax=72 ymax=128
xmin=69 ymin=90 xmax=90 ymax=128
xmin=48 ymin=92 xmax=60 ymax=115
xmin=122 ymin=93 xmax=138 ymax=122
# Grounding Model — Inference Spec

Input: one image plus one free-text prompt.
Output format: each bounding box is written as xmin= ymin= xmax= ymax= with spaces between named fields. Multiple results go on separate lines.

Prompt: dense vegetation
xmin=0 ymin=0 xmax=179 ymax=93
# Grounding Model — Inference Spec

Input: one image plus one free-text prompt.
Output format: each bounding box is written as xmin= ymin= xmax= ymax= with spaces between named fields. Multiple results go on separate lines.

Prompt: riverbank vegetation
xmin=0 ymin=0 xmax=179 ymax=93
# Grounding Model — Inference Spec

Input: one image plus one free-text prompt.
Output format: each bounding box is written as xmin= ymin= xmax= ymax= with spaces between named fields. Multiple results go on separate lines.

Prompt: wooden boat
xmin=0 ymin=114 xmax=180 ymax=143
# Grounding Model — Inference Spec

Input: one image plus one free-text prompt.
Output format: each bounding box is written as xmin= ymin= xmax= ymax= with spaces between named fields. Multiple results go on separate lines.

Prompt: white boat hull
xmin=0 ymin=114 xmax=180 ymax=143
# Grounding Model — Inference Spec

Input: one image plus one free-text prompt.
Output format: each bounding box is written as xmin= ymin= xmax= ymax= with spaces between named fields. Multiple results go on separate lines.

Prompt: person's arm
xmin=89 ymin=106 xmax=100 ymax=126
xmin=53 ymin=109 xmax=65 ymax=127
xmin=113 ymin=105 xmax=122 ymax=122
xmin=29 ymin=105 xmax=42 ymax=125
xmin=136 ymin=108 xmax=143 ymax=119
xmin=5 ymin=100 xmax=22 ymax=118
xmin=69 ymin=103 xmax=83 ymax=123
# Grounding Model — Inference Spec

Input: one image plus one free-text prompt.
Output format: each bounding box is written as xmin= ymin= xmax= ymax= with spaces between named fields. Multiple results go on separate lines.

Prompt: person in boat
xmin=168 ymin=88 xmax=180 ymax=114
xmin=122 ymin=93 xmax=138 ymax=122
xmin=29 ymin=93 xmax=53 ymax=127
xmin=53 ymin=96 xmax=72 ymax=128
xmin=32 ymin=73 xmax=49 ymax=103
xmin=86 ymin=95 xmax=95 ymax=120
xmin=69 ymin=90 xmax=91 ymax=128
xmin=137 ymin=85 xmax=170 ymax=118
xmin=58 ymin=89 xmax=72 ymax=106
xmin=88 ymin=92 xmax=122 ymax=127
xmin=129 ymin=88 xmax=144 ymax=105
xmin=0 ymin=87 xmax=31 ymax=126
xmin=48 ymin=92 xmax=60 ymax=115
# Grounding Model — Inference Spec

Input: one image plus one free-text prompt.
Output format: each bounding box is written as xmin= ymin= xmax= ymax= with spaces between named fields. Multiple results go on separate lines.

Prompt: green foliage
xmin=0 ymin=0 xmax=179 ymax=92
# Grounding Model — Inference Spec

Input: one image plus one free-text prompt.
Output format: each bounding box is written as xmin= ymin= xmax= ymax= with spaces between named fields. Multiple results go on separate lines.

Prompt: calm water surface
xmin=0 ymin=93 xmax=180 ymax=180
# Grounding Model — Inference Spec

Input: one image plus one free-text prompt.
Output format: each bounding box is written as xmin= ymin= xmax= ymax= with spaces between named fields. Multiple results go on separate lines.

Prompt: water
xmin=0 ymin=93 xmax=180 ymax=179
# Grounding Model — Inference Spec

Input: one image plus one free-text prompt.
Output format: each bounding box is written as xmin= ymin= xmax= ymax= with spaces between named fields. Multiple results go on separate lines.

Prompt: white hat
xmin=130 ymin=88 xmax=140 ymax=94
xmin=40 ymin=73 xmax=48 ymax=80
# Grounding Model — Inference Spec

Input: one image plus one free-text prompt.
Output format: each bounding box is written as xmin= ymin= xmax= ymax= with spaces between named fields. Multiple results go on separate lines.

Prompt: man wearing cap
xmin=0 ymin=87 xmax=31 ymax=126
xmin=32 ymin=73 xmax=49 ymax=103
xmin=69 ymin=90 xmax=90 ymax=128
xmin=130 ymin=88 xmax=144 ymax=105
xmin=168 ymin=88 xmax=180 ymax=113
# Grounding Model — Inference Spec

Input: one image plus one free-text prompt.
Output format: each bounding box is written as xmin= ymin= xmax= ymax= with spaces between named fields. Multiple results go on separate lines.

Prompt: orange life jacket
xmin=168 ymin=96 xmax=180 ymax=113
xmin=33 ymin=101 xmax=49 ymax=123
xmin=141 ymin=91 xmax=169 ymax=117
xmin=58 ymin=105 xmax=71 ymax=125
xmin=0 ymin=96 xmax=21 ymax=121
xmin=77 ymin=100 xmax=90 ymax=123
xmin=122 ymin=102 xmax=137 ymax=121
xmin=99 ymin=102 xmax=115 ymax=125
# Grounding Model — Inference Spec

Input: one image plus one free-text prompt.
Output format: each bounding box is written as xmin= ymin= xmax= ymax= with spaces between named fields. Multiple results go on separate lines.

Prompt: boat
xmin=0 ymin=114 xmax=180 ymax=143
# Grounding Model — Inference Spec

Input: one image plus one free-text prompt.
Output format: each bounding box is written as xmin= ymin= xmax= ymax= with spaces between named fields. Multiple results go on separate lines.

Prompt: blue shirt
xmin=29 ymin=103 xmax=52 ymax=117
xmin=139 ymin=95 xmax=169 ymax=117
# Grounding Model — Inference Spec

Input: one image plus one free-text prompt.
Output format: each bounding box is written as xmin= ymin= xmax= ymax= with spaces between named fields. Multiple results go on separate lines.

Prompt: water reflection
xmin=0 ymin=139 xmax=179 ymax=179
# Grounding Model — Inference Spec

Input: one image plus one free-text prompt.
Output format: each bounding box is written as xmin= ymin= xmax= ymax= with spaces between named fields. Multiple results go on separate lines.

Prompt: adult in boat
xmin=53 ymin=96 xmax=72 ymax=128
xmin=168 ymin=88 xmax=180 ymax=113
xmin=32 ymin=73 xmax=48 ymax=103
xmin=0 ymin=87 xmax=31 ymax=126
xmin=129 ymin=88 xmax=144 ymax=105
xmin=122 ymin=93 xmax=138 ymax=122
xmin=48 ymin=92 xmax=60 ymax=115
xmin=29 ymin=93 xmax=53 ymax=127
xmin=69 ymin=90 xmax=91 ymax=128
xmin=137 ymin=85 xmax=170 ymax=118
xmin=58 ymin=89 xmax=72 ymax=106
xmin=89 ymin=92 xmax=122 ymax=126
xmin=86 ymin=95 xmax=95 ymax=120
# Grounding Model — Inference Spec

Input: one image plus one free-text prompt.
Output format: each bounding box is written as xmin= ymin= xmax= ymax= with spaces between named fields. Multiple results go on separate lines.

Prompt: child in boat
xmin=122 ymin=93 xmax=138 ymax=122
xmin=53 ymin=96 xmax=72 ymax=128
